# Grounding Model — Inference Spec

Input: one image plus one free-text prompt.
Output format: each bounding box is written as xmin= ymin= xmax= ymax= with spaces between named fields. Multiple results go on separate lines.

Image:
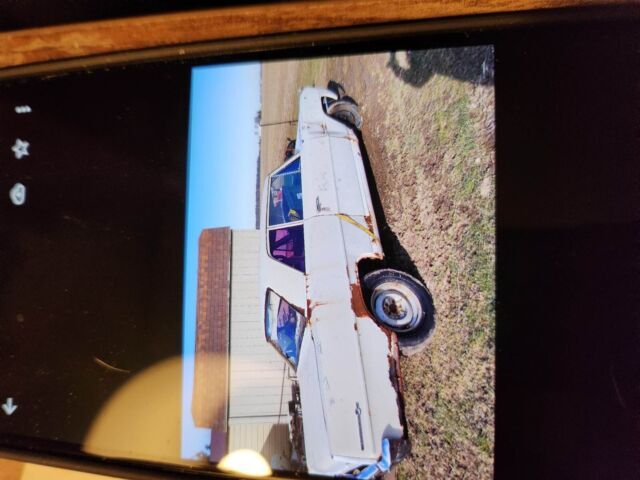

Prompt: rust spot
xmin=349 ymin=282 xmax=371 ymax=318
xmin=308 ymin=300 xmax=328 ymax=310
xmin=350 ymin=258 xmax=392 ymax=345
xmin=364 ymin=214 xmax=373 ymax=232
xmin=384 ymin=324 xmax=394 ymax=349
xmin=388 ymin=353 xmax=409 ymax=436
xmin=305 ymin=277 xmax=312 ymax=318
xmin=306 ymin=298 xmax=313 ymax=319
xmin=353 ymin=321 xmax=359 ymax=331
xmin=306 ymin=296 xmax=329 ymax=321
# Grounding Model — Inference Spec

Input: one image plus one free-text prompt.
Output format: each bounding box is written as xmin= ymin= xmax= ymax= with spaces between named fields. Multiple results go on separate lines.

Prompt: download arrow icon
xmin=2 ymin=398 xmax=17 ymax=416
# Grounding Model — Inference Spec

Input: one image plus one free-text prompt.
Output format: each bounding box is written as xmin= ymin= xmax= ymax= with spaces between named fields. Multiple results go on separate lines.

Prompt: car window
xmin=268 ymin=158 xmax=303 ymax=227
xmin=265 ymin=290 xmax=306 ymax=368
xmin=269 ymin=225 xmax=305 ymax=273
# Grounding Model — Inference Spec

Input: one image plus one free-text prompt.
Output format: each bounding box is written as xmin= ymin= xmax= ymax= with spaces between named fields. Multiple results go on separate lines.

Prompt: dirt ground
xmin=260 ymin=47 xmax=495 ymax=479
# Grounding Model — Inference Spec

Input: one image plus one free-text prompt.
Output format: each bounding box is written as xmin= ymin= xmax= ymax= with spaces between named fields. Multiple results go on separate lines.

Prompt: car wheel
xmin=326 ymin=97 xmax=363 ymax=130
xmin=363 ymin=269 xmax=435 ymax=355
xmin=339 ymin=95 xmax=358 ymax=106
xmin=327 ymin=80 xmax=346 ymax=98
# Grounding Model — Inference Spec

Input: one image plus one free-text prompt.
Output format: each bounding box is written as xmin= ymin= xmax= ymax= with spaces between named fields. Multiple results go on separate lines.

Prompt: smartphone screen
xmin=0 ymin=45 xmax=497 ymax=478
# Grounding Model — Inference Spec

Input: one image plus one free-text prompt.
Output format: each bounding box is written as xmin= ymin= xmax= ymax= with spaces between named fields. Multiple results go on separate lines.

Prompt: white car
xmin=260 ymin=86 xmax=434 ymax=478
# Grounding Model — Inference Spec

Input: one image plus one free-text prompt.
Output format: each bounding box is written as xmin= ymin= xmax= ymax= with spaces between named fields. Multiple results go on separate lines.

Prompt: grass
xmin=379 ymin=62 xmax=495 ymax=480
xmin=352 ymin=57 xmax=495 ymax=479
xmin=466 ymin=219 xmax=495 ymax=307
xmin=437 ymin=92 xmax=495 ymax=472
xmin=435 ymin=94 xmax=475 ymax=154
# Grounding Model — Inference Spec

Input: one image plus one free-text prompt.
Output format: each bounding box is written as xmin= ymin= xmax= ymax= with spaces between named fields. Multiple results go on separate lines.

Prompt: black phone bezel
xmin=1 ymin=5 xmax=639 ymax=480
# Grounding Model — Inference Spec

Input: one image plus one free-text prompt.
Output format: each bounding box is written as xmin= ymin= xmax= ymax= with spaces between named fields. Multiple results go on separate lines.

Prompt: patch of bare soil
xmin=259 ymin=60 xmax=301 ymax=194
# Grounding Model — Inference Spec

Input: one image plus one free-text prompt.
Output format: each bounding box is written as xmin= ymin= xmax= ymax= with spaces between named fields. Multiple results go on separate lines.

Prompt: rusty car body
xmin=259 ymin=87 xmax=432 ymax=477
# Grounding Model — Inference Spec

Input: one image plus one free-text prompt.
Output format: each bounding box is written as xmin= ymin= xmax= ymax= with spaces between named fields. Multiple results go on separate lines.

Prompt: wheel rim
xmin=327 ymin=100 xmax=363 ymax=129
xmin=371 ymin=282 xmax=423 ymax=331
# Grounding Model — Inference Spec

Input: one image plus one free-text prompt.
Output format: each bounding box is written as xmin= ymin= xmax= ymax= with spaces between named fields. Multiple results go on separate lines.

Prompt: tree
xmin=254 ymin=109 xmax=262 ymax=132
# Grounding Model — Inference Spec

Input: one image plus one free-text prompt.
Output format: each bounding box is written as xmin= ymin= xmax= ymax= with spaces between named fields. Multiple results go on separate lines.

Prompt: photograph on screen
xmin=181 ymin=47 xmax=495 ymax=479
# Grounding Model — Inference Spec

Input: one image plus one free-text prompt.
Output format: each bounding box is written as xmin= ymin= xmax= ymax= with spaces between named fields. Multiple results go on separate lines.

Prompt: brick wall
xmin=192 ymin=227 xmax=231 ymax=430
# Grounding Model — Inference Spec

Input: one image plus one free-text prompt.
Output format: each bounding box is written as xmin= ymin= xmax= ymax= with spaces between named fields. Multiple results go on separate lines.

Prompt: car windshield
xmin=269 ymin=158 xmax=303 ymax=226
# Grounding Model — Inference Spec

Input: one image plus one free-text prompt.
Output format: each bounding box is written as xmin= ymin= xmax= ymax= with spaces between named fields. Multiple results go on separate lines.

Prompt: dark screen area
xmin=0 ymin=64 xmax=189 ymax=444
xmin=0 ymin=1 xmax=282 ymax=32
xmin=496 ymin=21 xmax=640 ymax=480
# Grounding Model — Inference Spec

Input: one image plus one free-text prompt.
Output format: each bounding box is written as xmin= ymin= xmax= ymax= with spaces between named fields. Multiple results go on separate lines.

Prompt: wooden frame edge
xmin=0 ymin=0 xmax=625 ymax=70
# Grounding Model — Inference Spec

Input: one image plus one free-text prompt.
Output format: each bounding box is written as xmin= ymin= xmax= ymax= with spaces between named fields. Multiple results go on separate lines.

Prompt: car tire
xmin=326 ymin=97 xmax=363 ymax=130
xmin=363 ymin=269 xmax=435 ymax=355
xmin=340 ymin=95 xmax=359 ymax=106
xmin=327 ymin=80 xmax=346 ymax=98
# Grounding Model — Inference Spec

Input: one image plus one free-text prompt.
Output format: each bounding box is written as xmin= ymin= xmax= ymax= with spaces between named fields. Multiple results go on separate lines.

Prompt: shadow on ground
xmin=387 ymin=47 xmax=494 ymax=87
xmin=353 ymin=125 xmax=437 ymax=354
xmin=354 ymin=128 xmax=425 ymax=286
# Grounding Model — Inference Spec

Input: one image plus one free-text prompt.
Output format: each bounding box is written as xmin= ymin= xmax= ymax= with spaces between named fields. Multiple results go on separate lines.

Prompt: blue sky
xmin=181 ymin=62 xmax=260 ymax=459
